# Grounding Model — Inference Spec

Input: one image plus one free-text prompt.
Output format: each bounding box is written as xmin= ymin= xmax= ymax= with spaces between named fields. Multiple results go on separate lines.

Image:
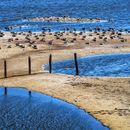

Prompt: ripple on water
xmin=0 ymin=0 xmax=130 ymax=32
xmin=44 ymin=53 xmax=130 ymax=77
xmin=0 ymin=87 xmax=109 ymax=130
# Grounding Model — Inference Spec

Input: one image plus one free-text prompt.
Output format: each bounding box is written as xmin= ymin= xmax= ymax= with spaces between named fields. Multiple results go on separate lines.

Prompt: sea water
xmin=0 ymin=87 xmax=109 ymax=129
xmin=44 ymin=53 xmax=130 ymax=77
xmin=0 ymin=0 xmax=130 ymax=32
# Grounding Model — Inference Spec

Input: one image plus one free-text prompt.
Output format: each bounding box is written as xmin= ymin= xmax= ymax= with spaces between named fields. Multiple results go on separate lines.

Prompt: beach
xmin=0 ymin=31 xmax=130 ymax=129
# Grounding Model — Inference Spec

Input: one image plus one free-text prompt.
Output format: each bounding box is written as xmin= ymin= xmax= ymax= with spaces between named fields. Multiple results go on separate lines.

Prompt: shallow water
xmin=0 ymin=0 xmax=130 ymax=32
xmin=44 ymin=53 xmax=130 ymax=77
xmin=0 ymin=87 xmax=109 ymax=130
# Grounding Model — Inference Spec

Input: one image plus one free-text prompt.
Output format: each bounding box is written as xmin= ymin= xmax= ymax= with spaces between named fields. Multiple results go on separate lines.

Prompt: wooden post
xmin=49 ymin=54 xmax=52 ymax=73
xmin=28 ymin=56 xmax=31 ymax=75
xmin=4 ymin=87 xmax=7 ymax=95
xmin=74 ymin=53 xmax=79 ymax=75
xmin=4 ymin=60 xmax=7 ymax=78
xmin=4 ymin=60 xmax=7 ymax=95
xmin=29 ymin=91 xmax=31 ymax=96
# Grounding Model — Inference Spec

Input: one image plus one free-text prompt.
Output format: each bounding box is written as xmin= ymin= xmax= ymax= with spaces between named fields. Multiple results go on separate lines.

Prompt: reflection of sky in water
xmin=44 ymin=53 xmax=130 ymax=77
xmin=0 ymin=87 xmax=109 ymax=129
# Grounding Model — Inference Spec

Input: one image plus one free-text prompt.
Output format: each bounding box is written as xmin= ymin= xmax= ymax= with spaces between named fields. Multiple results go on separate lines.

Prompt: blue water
xmin=44 ymin=53 xmax=130 ymax=77
xmin=0 ymin=0 xmax=130 ymax=32
xmin=0 ymin=87 xmax=109 ymax=129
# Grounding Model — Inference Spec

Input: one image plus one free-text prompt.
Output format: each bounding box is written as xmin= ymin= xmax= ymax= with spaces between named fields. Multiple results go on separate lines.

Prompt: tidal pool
xmin=0 ymin=87 xmax=109 ymax=130
xmin=44 ymin=53 xmax=130 ymax=77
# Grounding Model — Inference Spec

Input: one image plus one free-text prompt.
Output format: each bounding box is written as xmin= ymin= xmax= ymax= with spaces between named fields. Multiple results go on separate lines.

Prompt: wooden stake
xmin=4 ymin=60 xmax=7 ymax=78
xmin=49 ymin=54 xmax=52 ymax=73
xmin=74 ymin=53 xmax=79 ymax=75
xmin=28 ymin=56 xmax=31 ymax=75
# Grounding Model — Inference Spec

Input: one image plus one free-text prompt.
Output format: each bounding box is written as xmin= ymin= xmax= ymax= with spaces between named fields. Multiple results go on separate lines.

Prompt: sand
xmin=0 ymin=31 xmax=130 ymax=130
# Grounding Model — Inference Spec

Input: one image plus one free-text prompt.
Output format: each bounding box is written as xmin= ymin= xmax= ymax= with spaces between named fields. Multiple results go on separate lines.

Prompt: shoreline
xmin=0 ymin=86 xmax=110 ymax=129
xmin=0 ymin=74 xmax=130 ymax=130
xmin=0 ymin=31 xmax=130 ymax=130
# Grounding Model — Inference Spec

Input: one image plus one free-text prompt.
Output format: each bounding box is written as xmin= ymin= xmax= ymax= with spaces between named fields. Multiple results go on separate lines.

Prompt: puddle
xmin=0 ymin=87 xmax=109 ymax=130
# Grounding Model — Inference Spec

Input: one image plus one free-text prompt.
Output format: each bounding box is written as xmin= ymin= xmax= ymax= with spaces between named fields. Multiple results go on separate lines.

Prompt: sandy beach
xmin=0 ymin=31 xmax=130 ymax=130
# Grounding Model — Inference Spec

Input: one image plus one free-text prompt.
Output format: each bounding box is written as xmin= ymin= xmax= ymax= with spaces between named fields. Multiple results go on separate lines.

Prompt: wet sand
xmin=0 ymin=31 xmax=130 ymax=130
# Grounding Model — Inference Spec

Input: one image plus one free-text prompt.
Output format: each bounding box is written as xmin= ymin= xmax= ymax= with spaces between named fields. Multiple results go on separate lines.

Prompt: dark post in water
xmin=74 ymin=53 xmax=79 ymax=75
xmin=28 ymin=56 xmax=31 ymax=75
xmin=4 ymin=87 xmax=7 ymax=95
xmin=29 ymin=91 xmax=31 ymax=96
xmin=49 ymin=54 xmax=52 ymax=73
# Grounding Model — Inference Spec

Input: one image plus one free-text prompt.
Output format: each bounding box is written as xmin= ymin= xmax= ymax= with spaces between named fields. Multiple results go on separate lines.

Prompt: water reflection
xmin=0 ymin=87 xmax=109 ymax=130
